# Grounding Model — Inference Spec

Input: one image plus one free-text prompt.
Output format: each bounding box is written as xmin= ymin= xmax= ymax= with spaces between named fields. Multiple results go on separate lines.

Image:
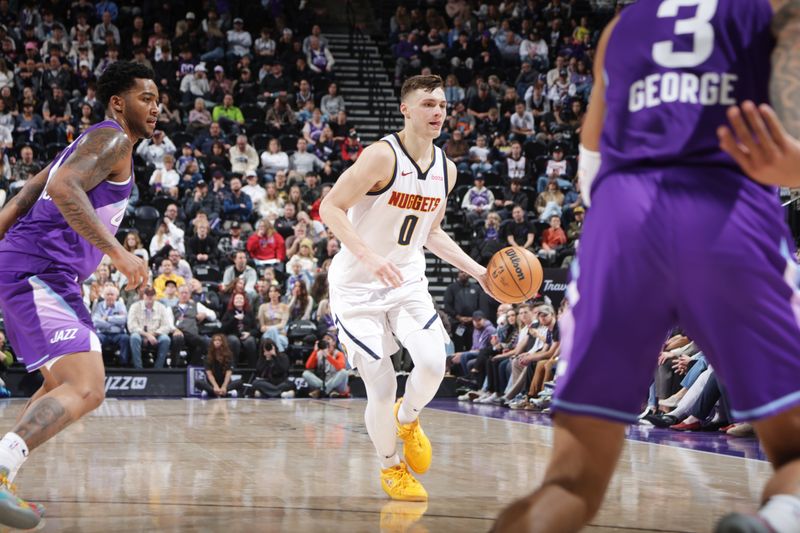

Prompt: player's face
xmin=124 ymin=78 xmax=159 ymax=140
xmin=402 ymin=88 xmax=447 ymax=138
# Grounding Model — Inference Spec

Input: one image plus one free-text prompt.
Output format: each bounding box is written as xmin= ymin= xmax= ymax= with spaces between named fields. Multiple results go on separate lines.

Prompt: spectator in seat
xmin=186 ymin=221 xmax=219 ymax=267
xmin=171 ymin=285 xmax=215 ymax=366
xmin=242 ymin=171 xmax=266 ymax=208
xmin=501 ymin=204 xmax=536 ymax=252
xmin=452 ymin=310 xmax=496 ymax=390
xmin=196 ymin=122 xmax=229 ymax=156
xmin=286 ymin=238 xmax=318 ymax=276
xmin=184 ymin=180 xmax=222 ymax=223
xmin=470 ymin=211 xmax=504 ymax=266
xmin=302 ymin=334 xmax=349 ymax=398
xmin=213 ymin=93 xmax=244 ymax=134
xmin=189 ymin=278 xmax=221 ymax=315
xmin=462 ymin=174 xmax=495 ymax=227
xmin=443 ymin=270 xmax=489 ymax=352
xmin=274 ymin=202 xmax=299 ymax=239
xmin=443 ymin=129 xmax=469 ymax=173
xmin=289 ymin=138 xmax=331 ymax=181
xmin=251 ymin=338 xmax=294 ymax=398
xmin=535 ymin=180 xmax=565 ymax=222
xmin=503 ymin=140 xmax=527 ymax=183
xmin=509 ymin=101 xmax=535 ymax=143
xmin=538 ymin=214 xmax=568 ymax=266
xmin=128 ymin=287 xmax=174 ymax=369
xmin=494 ymin=178 xmax=530 ymax=219
xmin=226 ymin=17 xmax=252 ymax=62
xmin=467 ymin=83 xmax=497 ymax=122
xmin=222 ymin=292 xmax=259 ymax=367
xmin=287 ymin=279 xmax=314 ymax=320
xmin=148 ymin=153 xmax=180 ymax=197
xmin=9 ymin=145 xmax=41 ymax=196
xmin=469 ymin=134 xmax=493 ymax=176
xmin=537 ymin=144 xmax=571 ymax=192
xmin=393 ymin=32 xmax=421 ymax=87
xmin=187 ymin=97 xmax=212 ymax=133
xmin=228 ymin=135 xmax=259 ymax=176
xmin=320 ymin=82 xmax=345 ymax=118
xmin=246 ymin=219 xmax=286 ymax=268
xmin=123 ymin=231 xmax=149 ymax=264
xmin=221 ymin=250 xmax=258 ymax=298
xmin=260 ymin=137 xmax=290 ymax=180
xmin=257 ymin=180 xmax=286 ymax=220
xmin=159 ymin=279 xmax=180 ymax=308
xmin=92 ymin=285 xmax=130 ymax=366
xmin=258 ymin=285 xmax=290 ymax=352
xmin=567 ymin=206 xmax=585 ymax=243
xmin=222 ymin=176 xmax=253 ymax=230
xmin=217 ymin=221 xmax=248 ymax=268
xmin=135 ymin=129 xmax=176 ymax=169
xmin=154 ymin=258 xmax=185 ymax=299
xmin=195 ymin=334 xmax=245 ymax=398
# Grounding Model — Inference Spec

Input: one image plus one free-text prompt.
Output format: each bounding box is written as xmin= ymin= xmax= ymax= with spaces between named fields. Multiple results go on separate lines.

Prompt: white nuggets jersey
xmin=328 ymin=133 xmax=449 ymax=291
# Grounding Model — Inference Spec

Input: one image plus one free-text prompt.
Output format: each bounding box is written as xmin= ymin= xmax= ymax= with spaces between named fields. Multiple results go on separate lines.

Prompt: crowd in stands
xmin=0 ymin=0 xmax=361 ymax=399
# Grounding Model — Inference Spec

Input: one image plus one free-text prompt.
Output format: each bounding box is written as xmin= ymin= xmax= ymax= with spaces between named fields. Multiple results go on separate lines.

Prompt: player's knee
xmin=71 ymin=379 xmax=105 ymax=411
xmin=413 ymin=353 xmax=445 ymax=381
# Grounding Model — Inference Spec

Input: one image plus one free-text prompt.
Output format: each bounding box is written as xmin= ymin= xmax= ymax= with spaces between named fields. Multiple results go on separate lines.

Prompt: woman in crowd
xmin=195 ymin=334 xmax=245 ymax=398
xmin=258 ymin=285 xmax=290 ymax=352
xmin=222 ymin=292 xmax=259 ymax=367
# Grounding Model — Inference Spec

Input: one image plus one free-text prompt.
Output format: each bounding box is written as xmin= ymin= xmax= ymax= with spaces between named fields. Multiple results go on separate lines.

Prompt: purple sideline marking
xmin=427 ymin=399 xmax=768 ymax=462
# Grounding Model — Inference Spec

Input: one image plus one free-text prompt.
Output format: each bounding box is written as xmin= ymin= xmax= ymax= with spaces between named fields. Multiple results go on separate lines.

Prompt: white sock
xmin=0 ymin=432 xmax=28 ymax=482
xmin=759 ymin=494 xmax=800 ymax=533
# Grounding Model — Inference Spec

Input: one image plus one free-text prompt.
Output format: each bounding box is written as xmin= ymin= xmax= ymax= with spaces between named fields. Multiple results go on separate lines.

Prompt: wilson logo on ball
xmin=486 ymin=246 xmax=544 ymax=304
xmin=504 ymin=248 xmax=526 ymax=281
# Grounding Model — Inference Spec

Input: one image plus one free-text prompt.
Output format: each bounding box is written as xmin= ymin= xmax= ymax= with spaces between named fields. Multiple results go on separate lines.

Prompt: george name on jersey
xmin=387 ymin=191 xmax=441 ymax=213
xmin=629 ymin=71 xmax=737 ymax=112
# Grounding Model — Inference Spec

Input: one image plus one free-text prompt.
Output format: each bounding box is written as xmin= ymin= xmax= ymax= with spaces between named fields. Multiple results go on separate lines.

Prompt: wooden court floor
xmin=0 ymin=398 xmax=771 ymax=532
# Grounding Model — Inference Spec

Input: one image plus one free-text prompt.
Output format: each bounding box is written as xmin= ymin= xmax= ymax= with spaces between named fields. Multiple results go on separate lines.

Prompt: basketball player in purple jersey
xmin=0 ymin=61 xmax=152 ymax=528
xmin=493 ymin=1 xmax=800 ymax=532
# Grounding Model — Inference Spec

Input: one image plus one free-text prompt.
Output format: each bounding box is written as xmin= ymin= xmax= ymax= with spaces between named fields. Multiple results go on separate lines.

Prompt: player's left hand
xmin=718 ymin=101 xmax=800 ymax=187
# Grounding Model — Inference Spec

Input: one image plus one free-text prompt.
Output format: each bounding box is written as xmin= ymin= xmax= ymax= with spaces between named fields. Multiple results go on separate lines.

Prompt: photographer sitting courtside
xmin=251 ymin=339 xmax=294 ymax=398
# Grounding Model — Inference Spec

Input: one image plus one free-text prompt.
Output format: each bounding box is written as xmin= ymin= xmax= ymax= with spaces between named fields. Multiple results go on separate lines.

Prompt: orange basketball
xmin=485 ymin=246 xmax=544 ymax=304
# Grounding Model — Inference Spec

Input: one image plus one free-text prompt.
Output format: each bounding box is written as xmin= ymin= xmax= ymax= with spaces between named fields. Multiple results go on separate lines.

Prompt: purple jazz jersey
xmin=552 ymin=0 xmax=800 ymax=424
xmin=597 ymin=0 xmax=773 ymax=182
xmin=0 ymin=120 xmax=133 ymax=371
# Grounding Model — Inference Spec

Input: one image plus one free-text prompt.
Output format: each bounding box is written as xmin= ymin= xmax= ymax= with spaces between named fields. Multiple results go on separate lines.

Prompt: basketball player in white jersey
xmin=321 ymin=75 xmax=498 ymax=501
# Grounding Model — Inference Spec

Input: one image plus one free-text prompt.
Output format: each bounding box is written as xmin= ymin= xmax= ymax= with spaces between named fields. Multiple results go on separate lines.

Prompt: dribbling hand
xmin=475 ymin=270 xmax=502 ymax=303
xmin=111 ymin=248 xmax=148 ymax=291
xmin=364 ymin=252 xmax=403 ymax=288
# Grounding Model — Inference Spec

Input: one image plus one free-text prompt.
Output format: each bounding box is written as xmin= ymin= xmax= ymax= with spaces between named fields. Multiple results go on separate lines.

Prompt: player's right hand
xmin=718 ymin=101 xmax=800 ymax=188
xmin=364 ymin=252 xmax=403 ymax=288
xmin=111 ymin=248 xmax=148 ymax=290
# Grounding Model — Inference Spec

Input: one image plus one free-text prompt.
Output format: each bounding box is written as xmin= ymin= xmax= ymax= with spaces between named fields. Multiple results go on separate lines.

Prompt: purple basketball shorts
xmin=552 ymin=167 xmax=800 ymax=424
xmin=0 ymin=252 xmax=99 ymax=372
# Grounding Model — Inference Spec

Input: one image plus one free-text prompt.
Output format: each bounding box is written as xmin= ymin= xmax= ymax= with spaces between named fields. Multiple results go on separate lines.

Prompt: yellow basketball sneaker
xmin=380 ymin=462 xmax=428 ymax=502
xmin=394 ymin=399 xmax=432 ymax=474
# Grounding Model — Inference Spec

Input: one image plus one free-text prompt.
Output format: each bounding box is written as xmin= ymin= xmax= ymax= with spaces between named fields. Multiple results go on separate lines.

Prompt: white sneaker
xmin=229 ymin=390 xmax=238 ymax=398
xmin=280 ymin=390 xmax=296 ymax=399
xmin=200 ymin=390 xmax=208 ymax=399
xmin=457 ymin=392 xmax=473 ymax=401
xmin=476 ymin=392 xmax=498 ymax=404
